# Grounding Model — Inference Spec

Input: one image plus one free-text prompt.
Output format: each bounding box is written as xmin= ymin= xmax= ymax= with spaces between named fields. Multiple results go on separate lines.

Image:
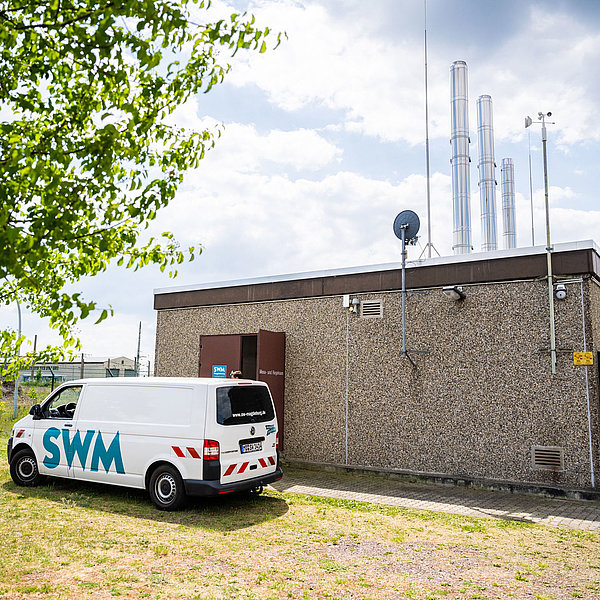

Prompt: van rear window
xmin=216 ymin=386 xmax=275 ymax=425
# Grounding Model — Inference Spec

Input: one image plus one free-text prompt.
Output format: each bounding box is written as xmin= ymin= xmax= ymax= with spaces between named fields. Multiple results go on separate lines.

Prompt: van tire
xmin=148 ymin=465 xmax=186 ymax=511
xmin=10 ymin=449 xmax=44 ymax=487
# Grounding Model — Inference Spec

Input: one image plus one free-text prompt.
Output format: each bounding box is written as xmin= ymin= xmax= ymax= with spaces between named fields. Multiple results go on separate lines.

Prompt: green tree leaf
xmin=0 ymin=0 xmax=283 ymax=379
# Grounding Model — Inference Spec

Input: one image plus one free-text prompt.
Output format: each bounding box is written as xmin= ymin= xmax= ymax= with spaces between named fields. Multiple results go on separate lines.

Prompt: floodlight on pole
xmin=525 ymin=112 xmax=556 ymax=374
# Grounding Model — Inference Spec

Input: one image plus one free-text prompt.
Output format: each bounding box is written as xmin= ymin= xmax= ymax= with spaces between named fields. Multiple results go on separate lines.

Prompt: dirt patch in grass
xmin=1 ymin=437 xmax=599 ymax=599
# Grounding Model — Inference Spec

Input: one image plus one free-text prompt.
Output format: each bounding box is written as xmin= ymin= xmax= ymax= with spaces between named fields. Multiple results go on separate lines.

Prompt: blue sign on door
xmin=212 ymin=365 xmax=227 ymax=378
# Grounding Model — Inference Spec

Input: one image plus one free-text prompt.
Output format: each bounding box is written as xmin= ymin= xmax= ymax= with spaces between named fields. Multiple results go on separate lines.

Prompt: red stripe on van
xmin=172 ymin=446 xmax=185 ymax=458
xmin=224 ymin=464 xmax=236 ymax=476
xmin=238 ymin=462 xmax=249 ymax=474
xmin=187 ymin=447 xmax=201 ymax=459
xmin=258 ymin=458 xmax=267 ymax=468
xmin=268 ymin=456 xmax=275 ymax=466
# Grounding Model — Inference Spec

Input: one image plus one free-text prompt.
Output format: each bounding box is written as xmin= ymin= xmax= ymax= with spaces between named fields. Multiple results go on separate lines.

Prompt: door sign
xmin=212 ymin=365 xmax=227 ymax=378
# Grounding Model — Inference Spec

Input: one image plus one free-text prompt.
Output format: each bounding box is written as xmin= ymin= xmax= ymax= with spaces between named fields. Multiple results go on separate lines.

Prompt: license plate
xmin=240 ymin=441 xmax=262 ymax=453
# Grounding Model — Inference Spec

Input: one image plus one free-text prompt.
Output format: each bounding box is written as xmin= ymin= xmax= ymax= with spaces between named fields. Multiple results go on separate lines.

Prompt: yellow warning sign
xmin=574 ymin=352 xmax=594 ymax=366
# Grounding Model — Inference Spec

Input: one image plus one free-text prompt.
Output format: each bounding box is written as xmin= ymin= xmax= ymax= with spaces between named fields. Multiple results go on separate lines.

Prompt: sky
xmin=5 ymin=0 xmax=600 ymax=368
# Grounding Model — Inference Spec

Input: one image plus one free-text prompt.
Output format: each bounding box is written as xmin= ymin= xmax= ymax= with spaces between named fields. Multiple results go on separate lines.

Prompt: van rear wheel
xmin=10 ymin=449 xmax=44 ymax=487
xmin=149 ymin=465 xmax=186 ymax=511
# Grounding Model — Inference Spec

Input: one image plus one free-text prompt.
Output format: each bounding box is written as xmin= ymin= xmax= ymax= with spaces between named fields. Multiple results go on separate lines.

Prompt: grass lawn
xmin=1 ymin=399 xmax=600 ymax=599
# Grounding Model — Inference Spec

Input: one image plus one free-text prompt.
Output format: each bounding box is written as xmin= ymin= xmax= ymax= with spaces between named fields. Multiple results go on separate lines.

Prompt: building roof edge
xmin=154 ymin=240 xmax=599 ymax=297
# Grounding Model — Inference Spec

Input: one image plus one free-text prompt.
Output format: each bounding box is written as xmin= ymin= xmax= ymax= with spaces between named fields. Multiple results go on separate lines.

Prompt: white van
xmin=7 ymin=377 xmax=282 ymax=510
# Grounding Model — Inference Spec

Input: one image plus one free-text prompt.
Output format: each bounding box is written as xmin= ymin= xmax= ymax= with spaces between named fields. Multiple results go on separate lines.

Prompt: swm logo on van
xmin=42 ymin=428 xmax=125 ymax=473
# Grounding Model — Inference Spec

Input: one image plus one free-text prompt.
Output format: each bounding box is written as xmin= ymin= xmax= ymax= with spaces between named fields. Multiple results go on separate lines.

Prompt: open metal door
xmin=257 ymin=329 xmax=285 ymax=448
xmin=199 ymin=335 xmax=242 ymax=378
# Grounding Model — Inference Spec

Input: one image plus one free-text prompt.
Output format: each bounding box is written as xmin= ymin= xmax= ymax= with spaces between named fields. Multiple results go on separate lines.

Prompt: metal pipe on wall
xmin=450 ymin=60 xmax=472 ymax=254
xmin=477 ymin=95 xmax=498 ymax=251
xmin=501 ymin=158 xmax=516 ymax=249
xmin=579 ymin=279 xmax=596 ymax=487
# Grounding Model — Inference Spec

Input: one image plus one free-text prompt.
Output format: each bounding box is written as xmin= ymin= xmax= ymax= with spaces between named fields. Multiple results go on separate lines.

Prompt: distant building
xmin=21 ymin=356 xmax=137 ymax=383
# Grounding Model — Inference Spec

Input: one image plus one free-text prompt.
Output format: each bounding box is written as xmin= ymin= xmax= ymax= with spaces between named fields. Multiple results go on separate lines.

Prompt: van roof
xmin=62 ymin=377 xmax=265 ymax=387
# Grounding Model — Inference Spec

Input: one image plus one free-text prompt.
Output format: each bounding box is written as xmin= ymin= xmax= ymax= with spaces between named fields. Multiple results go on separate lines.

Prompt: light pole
xmin=525 ymin=111 xmax=556 ymax=374
xmin=12 ymin=297 xmax=22 ymax=418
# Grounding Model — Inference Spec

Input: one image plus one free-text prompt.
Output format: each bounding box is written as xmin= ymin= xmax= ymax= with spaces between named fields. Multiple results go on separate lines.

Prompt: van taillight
xmin=203 ymin=439 xmax=220 ymax=460
xmin=276 ymin=433 xmax=279 ymax=450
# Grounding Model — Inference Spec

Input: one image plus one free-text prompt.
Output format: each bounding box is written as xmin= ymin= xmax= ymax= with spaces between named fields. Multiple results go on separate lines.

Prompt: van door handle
xmin=64 ymin=423 xmax=73 ymax=427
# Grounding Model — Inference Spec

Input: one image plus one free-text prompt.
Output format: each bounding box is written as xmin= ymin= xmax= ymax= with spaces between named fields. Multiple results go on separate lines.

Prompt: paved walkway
xmin=270 ymin=466 xmax=600 ymax=532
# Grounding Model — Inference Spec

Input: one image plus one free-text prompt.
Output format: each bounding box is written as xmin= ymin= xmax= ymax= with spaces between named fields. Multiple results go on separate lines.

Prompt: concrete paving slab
xmin=270 ymin=466 xmax=600 ymax=532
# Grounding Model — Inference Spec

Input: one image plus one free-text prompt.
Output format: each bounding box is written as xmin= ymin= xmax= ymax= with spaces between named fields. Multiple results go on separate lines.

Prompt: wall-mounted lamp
xmin=442 ymin=285 xmax=466 ymax=301
xmin=351 ymin=298 xmax=360 ymax=314
xmin=555 ymin=283 xmax=567 ymax=300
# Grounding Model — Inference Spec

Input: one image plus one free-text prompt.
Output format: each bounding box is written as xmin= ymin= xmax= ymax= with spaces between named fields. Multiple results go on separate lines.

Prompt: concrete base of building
xmin=283 ymin=459 xmax=600 ymax=502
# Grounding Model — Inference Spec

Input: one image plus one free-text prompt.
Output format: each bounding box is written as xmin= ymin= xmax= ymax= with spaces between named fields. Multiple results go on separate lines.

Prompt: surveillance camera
xmin=547 ymin=112 xmax=552 ymax=117
xmin=555 ymin=283 xmax=566 ymax=300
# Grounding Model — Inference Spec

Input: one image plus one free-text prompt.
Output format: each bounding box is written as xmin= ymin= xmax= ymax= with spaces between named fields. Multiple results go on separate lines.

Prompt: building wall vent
xmin=360 ymin=300 xmax=383 ymax=319
xmin=531 ymin=446 xmax=564 ymax=471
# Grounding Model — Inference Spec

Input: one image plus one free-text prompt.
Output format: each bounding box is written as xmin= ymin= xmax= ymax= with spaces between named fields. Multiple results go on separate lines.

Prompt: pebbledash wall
xmin=154 ymin=241 xmax=600 ymax=491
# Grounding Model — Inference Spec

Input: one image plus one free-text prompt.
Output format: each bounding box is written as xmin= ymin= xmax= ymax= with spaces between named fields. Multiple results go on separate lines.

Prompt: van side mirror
xmin=29 ymin=404 xmax=42 ymax=420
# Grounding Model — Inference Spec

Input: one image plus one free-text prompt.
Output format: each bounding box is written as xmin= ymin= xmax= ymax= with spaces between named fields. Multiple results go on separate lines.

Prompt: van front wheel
xmin=10 ymin=449 xmax=44 ymax=487
xmin=149 ymin=465 xmax=186 ymax=511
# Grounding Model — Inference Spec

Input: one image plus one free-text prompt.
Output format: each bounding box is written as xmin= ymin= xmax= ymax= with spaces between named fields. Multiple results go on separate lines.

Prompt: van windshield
xmin=216 ymin=385 xmax=275 ymax=425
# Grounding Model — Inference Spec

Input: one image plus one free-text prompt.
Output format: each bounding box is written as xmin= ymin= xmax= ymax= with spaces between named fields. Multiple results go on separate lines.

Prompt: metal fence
xmin=19 ymin=357 xmax=142 ymax=385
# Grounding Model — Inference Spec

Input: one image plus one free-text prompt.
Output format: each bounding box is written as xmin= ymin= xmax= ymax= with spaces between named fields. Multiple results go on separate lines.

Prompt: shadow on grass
xmin=1 ymin=477 xmax=289 ymax=531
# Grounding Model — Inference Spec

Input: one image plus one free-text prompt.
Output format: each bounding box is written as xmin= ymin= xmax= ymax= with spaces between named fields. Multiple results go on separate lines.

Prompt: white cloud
xmin=512 ymin=184 xmax=599 ymax=249
xmin=449 ymin=6 xmax=600 ymax=148
xmin=227 ymin=0 xmax=429 ymax=145
xmin=153 ymin=149 xmax=455 ymax=278
xmin=217 ymin=0 xmax=600 ymax=149
xmin=205 ymin=123 xmax=342 ymax=172
xmin=167 ymin=96 xmax=342 ymax=172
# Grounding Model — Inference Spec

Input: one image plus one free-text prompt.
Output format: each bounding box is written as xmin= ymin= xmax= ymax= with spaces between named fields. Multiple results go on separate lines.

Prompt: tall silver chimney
xmin=476 ymin=94 xmax=498 ymax=251
xmin=501 ymin=158 xmax=516 ymax=249
xmin=450 ymin=60 xmax=472 ymax=254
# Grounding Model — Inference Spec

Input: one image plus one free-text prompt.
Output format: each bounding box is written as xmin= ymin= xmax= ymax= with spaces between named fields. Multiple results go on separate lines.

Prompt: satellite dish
xmin=393 ymin=210 xmax=420 ymax=242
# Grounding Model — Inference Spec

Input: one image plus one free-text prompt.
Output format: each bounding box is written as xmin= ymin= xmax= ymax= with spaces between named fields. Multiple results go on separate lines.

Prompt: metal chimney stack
xmin=501 ymin=158 xmax=516 ymax=249
xmin=450 ymin=60 xmax=472 ymax=254
xmin=476 ymin=94 xmax=498 ymax=252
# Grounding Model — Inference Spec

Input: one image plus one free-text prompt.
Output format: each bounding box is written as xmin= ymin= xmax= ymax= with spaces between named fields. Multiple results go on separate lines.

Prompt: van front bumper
xmin=184 ymin=467 xmax=283 ymax=497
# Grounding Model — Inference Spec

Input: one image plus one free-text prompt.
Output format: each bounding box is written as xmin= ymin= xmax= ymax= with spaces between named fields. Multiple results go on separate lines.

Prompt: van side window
xmin=44 ymin=386 xmax=82 ymax=419
xmin=216 ymin=386 xmax=275 ymax=425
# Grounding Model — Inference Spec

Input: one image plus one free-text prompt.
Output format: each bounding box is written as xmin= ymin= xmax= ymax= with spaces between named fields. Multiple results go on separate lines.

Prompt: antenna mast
xmin=420 ymin=0 xmax=439 ymax=259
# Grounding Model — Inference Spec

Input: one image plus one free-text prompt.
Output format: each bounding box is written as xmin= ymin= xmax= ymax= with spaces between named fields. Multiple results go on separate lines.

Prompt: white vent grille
xmin=531 ymin=446 xmax=564 ymax=471
xmin=360 ymin=300 xmax=383 ymax=319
